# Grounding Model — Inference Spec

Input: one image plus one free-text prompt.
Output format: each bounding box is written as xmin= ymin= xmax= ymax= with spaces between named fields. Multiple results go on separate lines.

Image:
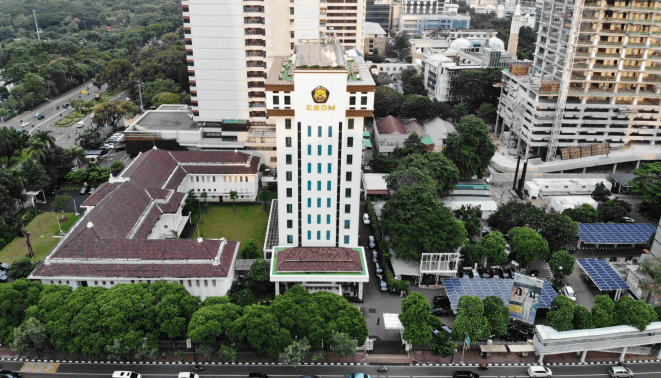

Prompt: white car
xmin=102 ymin=143 xmax=116 ymax=150
xmin=561 ymin=286 xmax=577 ymax=301
xmin=528 ymin=366 xmax=552 ymax=377
xmin=112 ymin=372 xmax=142 ymax=378
xmin=76 ymin=121 xmax=85 ymax=128
xmin=608 ymin=366 xmax=634 ymax=377
xmin=363 ymin=213 xmax=370 ymax=224
xmin=622 ymin=217 xmax=635 ymax=223
xmin=178 ymin=373 xmax=200 ymax=378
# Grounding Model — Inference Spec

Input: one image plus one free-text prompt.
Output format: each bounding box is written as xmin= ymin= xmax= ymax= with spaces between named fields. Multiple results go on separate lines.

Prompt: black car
xmin=433 ymin=295 xmax=450 ymax=307
xmin=431 ymin=307 xmax=450 ymax=316
xmin=478 ymin=266 xmax=492 ymax=278
xmin=492 ymin=267 xmax=504 ymax=279
xmin=462 ymin=268 xmax=474 ymax=278
xmin=500 ymin=331 xmax=515 ymax=342
xmin=36 ymin=114 xmax=45 ymax=120
xmin=63 ymin=103 xmax=70 ymax=109
xmin=115 ymin=144 xmax=126 ymax=151
xmin=79 ymin=183 xmax=89 ymax=194
xmin=250 ymin=374 xmax=268 ymax=378
xmin=453 ymin=371 xmax=479 ymax=378
xmin=0 ymin=371 xmax=21 ymax=378
xmin=528 ymin=269 xmax=540 ymax=278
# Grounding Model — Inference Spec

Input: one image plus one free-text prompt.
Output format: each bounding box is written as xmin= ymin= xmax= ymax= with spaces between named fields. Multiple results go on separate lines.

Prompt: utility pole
xmin=33 ymin=10 xmax=40 ymax=41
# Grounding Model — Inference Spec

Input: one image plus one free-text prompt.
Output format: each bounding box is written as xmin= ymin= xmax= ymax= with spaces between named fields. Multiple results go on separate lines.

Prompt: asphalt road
xmin=1 ymin=360 xmax=659 ymax=378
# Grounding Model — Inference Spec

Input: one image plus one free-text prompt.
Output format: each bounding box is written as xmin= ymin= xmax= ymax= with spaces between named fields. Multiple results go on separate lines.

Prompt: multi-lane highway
xmin=1 ymin=360 xmax=659 ymax=378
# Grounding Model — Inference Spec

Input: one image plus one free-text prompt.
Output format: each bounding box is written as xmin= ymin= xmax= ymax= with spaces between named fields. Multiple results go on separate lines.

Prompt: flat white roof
xmin=536 ymin=321 xmax=661 ymax=341
xmin=365 ymin=22 xmax=387 ymax=36
xmin=384 ymin=313 xmax=404 ymax=330
xmin=362 ymin=173 xmax=389 ymax=191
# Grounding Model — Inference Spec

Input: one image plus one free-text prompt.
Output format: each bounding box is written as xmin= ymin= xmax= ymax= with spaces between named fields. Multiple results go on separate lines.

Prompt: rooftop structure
xmin=577 ymin=258 xmax=630 ymax=291
xmin=28 ymin=149 xmax=263 ymax=299
xmin=373 ymin=116 xmax=436 ymax=155
xmin=578 ymin=223 xmax=657 ymax=244
xmin=124 ymin=106 xmax=277 ymax=168
xmin=442 ymin=277 xmax=558 ymax=310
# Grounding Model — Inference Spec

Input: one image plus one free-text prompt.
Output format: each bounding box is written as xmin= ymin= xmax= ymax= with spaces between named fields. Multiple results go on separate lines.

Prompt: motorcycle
xmin=478 ymin=364 xmax=489 ymax=371
xmin=518 ymin=352 xmax=529 ymax=357
xmin=377 ymin=366 xmax=388 ymax=372
xmin=193 ymin=365 xmax=204 ymax=372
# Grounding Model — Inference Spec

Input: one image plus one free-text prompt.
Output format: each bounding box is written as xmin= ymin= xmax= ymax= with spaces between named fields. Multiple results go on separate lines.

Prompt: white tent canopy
xmin=383 ymin=313 xmax=404 ymax=330
xmin=549 ymin=196 xmax=598 ymax=213
xmin=390 ymin=257 xmax=420 ymax=278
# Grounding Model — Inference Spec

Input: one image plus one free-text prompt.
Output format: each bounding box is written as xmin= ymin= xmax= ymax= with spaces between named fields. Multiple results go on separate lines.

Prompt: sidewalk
xmin=0 ymin=345 xmax=657 ymax=366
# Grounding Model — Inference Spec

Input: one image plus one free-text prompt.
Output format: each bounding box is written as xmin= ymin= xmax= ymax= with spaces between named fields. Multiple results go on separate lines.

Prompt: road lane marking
xmin=20 ymin=361 xmax=60 ymax=373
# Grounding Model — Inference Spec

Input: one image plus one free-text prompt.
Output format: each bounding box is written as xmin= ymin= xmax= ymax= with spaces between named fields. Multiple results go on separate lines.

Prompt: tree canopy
xmin=399 ymin=292 xmax=435 ymax=346
xmin=382 ymin=183 xmax=467 ymax=261
xmin=452 ymin=296 xmax=491 ymax=342
xmin=443 ymin=115 xmax=496 ymax=180
xmin=385 ymin=152 xmax=460 ymax=197
xmin=374 ymin=86 xmax=404 ymax=117
xmin=630 ymin=162 xmax=661 ymax=209
xmin=508 ymin=227 xmax=549 ymax=264
xmin=478 ymin=231 xmax=508 ymax=265
xmin=449 ymin=68 xmax=504 ymax=111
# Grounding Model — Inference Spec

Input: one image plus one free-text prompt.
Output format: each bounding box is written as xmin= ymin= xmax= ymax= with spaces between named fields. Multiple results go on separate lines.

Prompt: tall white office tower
xmin=183 ymin=0 xmax=366 ymax=123
xmin=265 ymin=40 xmax=374 ymax=248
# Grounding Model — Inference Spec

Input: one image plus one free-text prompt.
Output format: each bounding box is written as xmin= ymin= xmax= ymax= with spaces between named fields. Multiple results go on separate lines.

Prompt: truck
xmin=94 ymin=92 xmax=100 ymax=100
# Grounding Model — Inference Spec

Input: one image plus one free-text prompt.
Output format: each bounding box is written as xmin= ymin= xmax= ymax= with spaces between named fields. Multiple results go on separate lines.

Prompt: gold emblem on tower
xmin=312 ymin=86 xmax=329 ymax=103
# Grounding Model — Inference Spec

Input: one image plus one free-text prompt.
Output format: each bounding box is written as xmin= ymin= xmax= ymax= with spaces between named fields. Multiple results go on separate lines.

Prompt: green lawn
xmin=0 ymin=212 xmax=79 ymax=263
xmin=190 ymin=204 xmax=269 ymax=256
xmin=5 ymin=150 xmax=29 ymax=170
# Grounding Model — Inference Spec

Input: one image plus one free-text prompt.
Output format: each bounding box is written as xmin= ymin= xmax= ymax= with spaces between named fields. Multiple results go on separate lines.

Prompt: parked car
xmin=493 ymin=267 xmax=505 ymax=279
xmin=0 ymin=262 xmax=9 ymax=270
xmin=433 ymin=295 xmax=450 ymax=307
xmin=89 ymin=187 xmax=96 ymax=195
xmin=482 ymin=227 xmax=491 ymax=237
xmin=363 ymin=213 xmax=370 ymax=225
xmin=527 ymin=366 xmax=552 ymax=377
xmin=375 ymin=263 xmax=383 ymax=274
xmin=79 ymin=183 xmax=89 ymax=194
xmin=368 ymin=235 xmax=375 ymax=248
xmin=430 ymin=307 xmax=450 ymax=316
xmin=528 ymin=269 xmax=540 ymax=278
xmin=478 ymin=266 xmax=492 ymax=278
xmin=76 ymin=121 xmax=85 ymax=128
xmin=379 ymin=280 xmax=388 ymax=292
xmin=462 ymin=268 xmax=474 ymax=278
xmin=608 ymin=366 xmax=634 ymax=378
xmin=348 ymin=374 xmax=372 ymax=378
xmin=102 ymin=143 xmax=115 ymax=150
xmin=499 ymin=331 xmax=515 ymax=342
xmin=115 ymin=144 xmax=126 ymax=151
xmin=505 ymin=244 xmax=512 ymax=255
xmin=622 ymin=217 xmax=635 ymax=223
xmin=249 ymin=374 xmax=268 ymax=378
xmin=561 ymin=286 xmax=577 ymax=301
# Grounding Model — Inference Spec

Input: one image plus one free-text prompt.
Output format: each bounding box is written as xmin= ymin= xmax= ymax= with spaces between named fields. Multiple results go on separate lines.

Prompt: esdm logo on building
xmin=312 ymin=86 xmax=329 ymax=103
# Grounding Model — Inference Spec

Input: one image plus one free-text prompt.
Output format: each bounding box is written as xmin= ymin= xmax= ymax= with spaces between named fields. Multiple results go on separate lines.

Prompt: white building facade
xmin=184 ymin=0 xmax=366 ymax=123
xmin=266 ymin=40 xmax=374 ymax=248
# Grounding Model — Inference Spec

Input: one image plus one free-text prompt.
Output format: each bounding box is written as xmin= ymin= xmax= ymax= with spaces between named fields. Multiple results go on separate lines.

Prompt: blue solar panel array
xmin=611 ymin=173 xmax=637 ymax=187
xmin=579 ymin=223 xmax=656 ymax=244
xmin=442 ymin=277 xmax=557 ymax=310
xmin=578 ymin=258 xmax=630 ymax=291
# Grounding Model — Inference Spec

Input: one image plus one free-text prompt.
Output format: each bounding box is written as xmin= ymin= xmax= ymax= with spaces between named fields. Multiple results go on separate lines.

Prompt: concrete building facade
xmin=183 ymin=0 xmax=366 ymax=123
xmin=496 ymin=0 xmax=661 ymax=160
xmin=264 ymin=40 xmax=374 ymax=249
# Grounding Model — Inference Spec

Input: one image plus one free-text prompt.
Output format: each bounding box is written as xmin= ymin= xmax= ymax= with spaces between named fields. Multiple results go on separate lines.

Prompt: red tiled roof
xmin=275 ymin=247 xmax=364 ymax=273
xmin=81 ymin=182 xmax=120 ymax=207
xmin=405 ymin=120 xmax=425 ymax=136
xmin=33 ymin=241 xmax=238 ymax=278
xmin=366 ymin=190 xmax=390 ymax=195
xmin=185 ymin=165 xmax=258 ymax=175
xmin=53 ymin=235 xmax=222 ymax=259
xmin=376 ymin=115 xmax=408 ymax=135
xmin=37 ymin=148 xmax=253 ymax=280
xmin=134 ymin=205 xmax=162 ymax=239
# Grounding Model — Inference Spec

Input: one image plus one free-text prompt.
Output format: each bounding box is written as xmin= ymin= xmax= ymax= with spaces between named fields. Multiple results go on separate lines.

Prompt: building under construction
xmin=495 ymin=0 xmax=661 ymax=162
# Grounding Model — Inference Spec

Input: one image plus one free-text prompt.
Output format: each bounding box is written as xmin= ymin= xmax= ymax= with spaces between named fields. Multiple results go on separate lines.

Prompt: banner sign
xmin=509 ymin=273 xmax=543 ymax=325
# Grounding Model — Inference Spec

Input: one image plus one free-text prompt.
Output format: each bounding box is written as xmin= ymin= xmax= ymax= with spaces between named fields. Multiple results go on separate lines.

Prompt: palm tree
xmin=27 ymin=141 xmax=48 ymax=162
xmin=229 ymin=191 xmax=238 ymax=212
xmin=68 ymin=147 xmax=86 ymax=169
xmin=31 ymin=130 xmax=55 ymax=147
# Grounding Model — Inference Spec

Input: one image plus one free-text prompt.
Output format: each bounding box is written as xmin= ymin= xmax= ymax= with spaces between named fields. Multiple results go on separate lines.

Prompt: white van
xmin=561 ymin=286 xmax=577 ymax=301
xmin=112 ymin=372 xmax=142 ymax=378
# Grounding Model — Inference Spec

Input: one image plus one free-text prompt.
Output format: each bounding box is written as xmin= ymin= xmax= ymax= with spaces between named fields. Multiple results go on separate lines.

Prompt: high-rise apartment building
xmin=183 ymin=0 xmax=365 ymax=123
xmin=264 ymin=40 xmax=374 ymax=250
xmin=366 ymin=0 xmax=393 ymax=33
xmin=496 ymin=0 xmax=661 ymax=160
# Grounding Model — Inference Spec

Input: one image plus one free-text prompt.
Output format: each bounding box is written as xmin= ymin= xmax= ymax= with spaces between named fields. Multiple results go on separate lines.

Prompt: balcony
xmin=246 ymin=50 xmax=266 ymax=57
xmin=244 ymin=17 xmax=265 ymax=24
xmin=247 ymin=61 xmax=267 ymax=68
xmin=248 ymin=92 xmax=266 ymax=98
xmin=248 ymin=81 xmax=265 ymax=88
xmin=247 ymin=71 xmax=267 ymax=78
xmin=249 ymin=102 xmax=266 ymax=108
xmin=250 ymin=111 xmax=267 ymax=118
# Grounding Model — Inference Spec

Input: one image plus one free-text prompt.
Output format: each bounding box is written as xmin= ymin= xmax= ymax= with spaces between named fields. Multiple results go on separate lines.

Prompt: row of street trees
xmin=2 ymin=272 xmax=367 ymax=363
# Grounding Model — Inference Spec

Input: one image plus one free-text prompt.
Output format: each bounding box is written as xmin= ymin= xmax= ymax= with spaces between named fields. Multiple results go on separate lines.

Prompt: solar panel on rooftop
xmin=578 ymin=258 xmax=629 ymax=291
xmin=442 ymin=277 xmax=557 ymax=310
xmin=579 ymin=223 xmax=656 ymax=244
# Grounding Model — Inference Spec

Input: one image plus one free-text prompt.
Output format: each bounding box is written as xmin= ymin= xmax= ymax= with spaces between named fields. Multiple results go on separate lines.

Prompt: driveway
xmin=39 ymin=189 xmax=88 ymax=215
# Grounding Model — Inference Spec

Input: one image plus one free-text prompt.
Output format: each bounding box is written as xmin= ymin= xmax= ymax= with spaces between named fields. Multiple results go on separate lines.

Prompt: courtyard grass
xmin=190 ymin=203 xmax=269 ymax=256
xmin=0 ymin=212 xmax=79 ymax=263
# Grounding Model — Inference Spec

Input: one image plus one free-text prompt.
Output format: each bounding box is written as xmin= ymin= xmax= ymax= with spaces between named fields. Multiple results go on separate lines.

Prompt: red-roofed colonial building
xmin=29 ymin=148 xmax=260 ymax=299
